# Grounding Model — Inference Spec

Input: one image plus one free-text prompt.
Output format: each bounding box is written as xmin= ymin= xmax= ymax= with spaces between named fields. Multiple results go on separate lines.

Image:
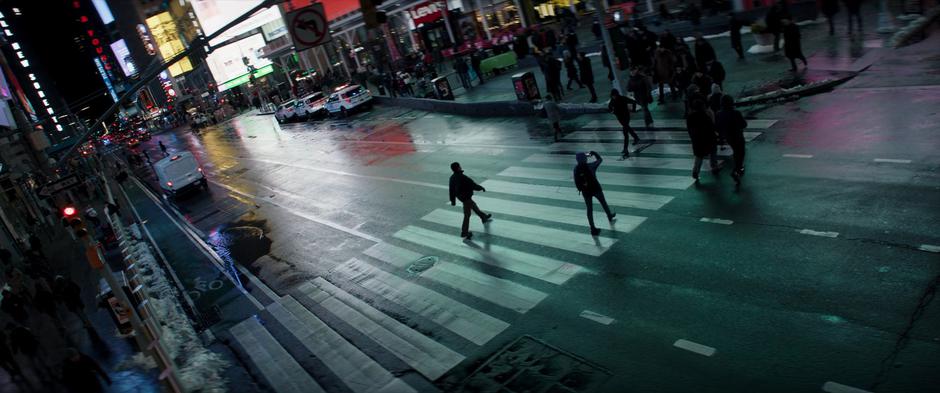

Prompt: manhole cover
xmin=454 ymin=335 xmax=612 ymax=392
xmin=407 ymin=256 xmax=438 ymax=275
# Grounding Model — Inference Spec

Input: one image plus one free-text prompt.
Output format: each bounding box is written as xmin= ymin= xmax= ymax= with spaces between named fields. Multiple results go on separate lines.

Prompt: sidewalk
xmin=379 ymin=5 xmax=890 ymax=119
xmin=0 ymin=205 xmax=161 ymax=392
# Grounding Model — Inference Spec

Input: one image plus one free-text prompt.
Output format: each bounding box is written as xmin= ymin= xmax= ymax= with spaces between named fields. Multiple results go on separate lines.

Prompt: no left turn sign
xmin=286 ymin=3 xmax=331 ymax=51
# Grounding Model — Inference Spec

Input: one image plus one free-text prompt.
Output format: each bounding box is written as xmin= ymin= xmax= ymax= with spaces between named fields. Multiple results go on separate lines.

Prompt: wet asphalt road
xmin=132 ymin=34 xmax=940 ymax=393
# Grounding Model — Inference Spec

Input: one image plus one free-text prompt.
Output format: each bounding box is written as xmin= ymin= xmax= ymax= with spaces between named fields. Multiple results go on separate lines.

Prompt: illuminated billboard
xmin=191 ymin=0 xmax=283 ymax=46
xmin=145 ymin=12 xmax=193 ymax=77
xmin=205 ymin=34 xmax=272 ymax=92
xmin=109 ymin=39 xmax=137 ymax=77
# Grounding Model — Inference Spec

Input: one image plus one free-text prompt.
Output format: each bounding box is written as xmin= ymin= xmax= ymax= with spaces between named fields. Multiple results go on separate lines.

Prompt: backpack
xmin=574 ymin=164 xmax=596 ymax=193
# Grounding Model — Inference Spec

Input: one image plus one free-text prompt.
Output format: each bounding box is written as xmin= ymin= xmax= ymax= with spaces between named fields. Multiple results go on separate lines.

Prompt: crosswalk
xmin=227 ymin=116 xmax=774 ymax=392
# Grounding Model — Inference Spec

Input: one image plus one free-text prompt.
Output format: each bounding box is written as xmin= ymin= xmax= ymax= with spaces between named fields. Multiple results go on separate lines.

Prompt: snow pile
xmin=889 ymin=6 xmax=940 ymax=48
xmin=737 ymin=79 xmax=838 ymax=106
xmin=110 ymin=213 xmax=230 ymax=392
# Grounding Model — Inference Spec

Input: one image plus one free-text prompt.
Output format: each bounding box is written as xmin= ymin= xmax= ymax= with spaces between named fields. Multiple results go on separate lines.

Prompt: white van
xmin=154 ymin=151 xmax=207 ymax=197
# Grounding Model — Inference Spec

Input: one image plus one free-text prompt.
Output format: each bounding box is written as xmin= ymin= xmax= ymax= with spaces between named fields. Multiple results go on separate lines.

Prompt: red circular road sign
xmin=290 ymin=7 xmax=330 ymax=48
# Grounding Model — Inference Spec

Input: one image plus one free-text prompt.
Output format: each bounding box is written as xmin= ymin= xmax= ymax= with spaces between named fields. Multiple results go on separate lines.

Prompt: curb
xmin=889 ymin=6 xmax=940 ymax=48
xmin=374 ymin=96 xmax=613 ymax=118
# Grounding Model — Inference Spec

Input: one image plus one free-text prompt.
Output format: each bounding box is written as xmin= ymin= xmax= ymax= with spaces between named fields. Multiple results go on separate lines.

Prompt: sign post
xmin=285 ymin=3 xmax=332 ymax=52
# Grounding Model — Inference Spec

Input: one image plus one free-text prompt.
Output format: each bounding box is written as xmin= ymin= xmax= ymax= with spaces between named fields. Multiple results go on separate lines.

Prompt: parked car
xmin=324 ymin=85 xmax=373 ymax=117
xmin=275 ymin=100 xmax=299 ymax=123
xmin=297 ymin=92 xmax=328 ymax=120
xmin=154 ymin=151 xmax=207 ymax=198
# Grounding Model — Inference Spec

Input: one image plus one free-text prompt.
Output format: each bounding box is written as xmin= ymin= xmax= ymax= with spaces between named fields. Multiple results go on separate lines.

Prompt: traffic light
xmin=61 ymin=205 xmax=88 ymax=238
xmin=62 ymin=206 xmax=78 ymax=218
xmin=361 ymin=0 xmax=387 ymax=28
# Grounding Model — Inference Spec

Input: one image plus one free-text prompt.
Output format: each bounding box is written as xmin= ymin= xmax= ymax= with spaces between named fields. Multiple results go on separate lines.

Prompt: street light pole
xmin=591 ymin=0 xmax=623 ymax=94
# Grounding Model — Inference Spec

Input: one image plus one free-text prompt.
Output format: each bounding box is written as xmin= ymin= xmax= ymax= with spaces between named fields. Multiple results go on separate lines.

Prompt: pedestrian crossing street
xmin=228 ymin=117 xmax=775 ymax=392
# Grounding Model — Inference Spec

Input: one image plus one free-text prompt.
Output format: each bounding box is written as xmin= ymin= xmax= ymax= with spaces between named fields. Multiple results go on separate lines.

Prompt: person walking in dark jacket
xmin=716 ymin=95 xmax=748 ymax=184
xmin=61 ymin=348 xmax=112 ymax=393
xmin=694 ymin=34 xmax=717 ymax=71
xmin=609 ymin=89 xmax=641 ymax=158
xmin=454 ymin=57 xmax=471 ymax=89
xmin=729 ymin=13 xmax=745 ymax=59
xmin=545 ymin=54 xmax=564 ymax=100
xmin=449 ymin=163 xmax=492 ymax=239
xmin=844 ymin=0 xmax=862 ymax=34
xmin=686 ymin=99 xmax=719 ymax=180
xmin=578 ymin=52 xmax=598 ymax=103
xmin=627 ymin=67 xmax=654 ymax=128
xmin=822 ymin=0 xmax=840 ymax=35
xmin=573 ymin=152 xmax=615 ymax=236
xmin=563 ymin=51 xmax=582 ymax=89
xmin=707 ymin=59 xmax=726 ymax=89
xmin=782 ymin=19 xmax=808 ymax=71
xmin=470 ymin=50 xmax=485 ymax=85
xmin=158 ymin=140 xmax=168 ymax=156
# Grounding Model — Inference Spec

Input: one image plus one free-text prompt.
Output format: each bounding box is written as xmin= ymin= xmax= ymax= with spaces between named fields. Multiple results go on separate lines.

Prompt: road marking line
xmin=797 ymin=229 xmax=840 ymax=238
xmin=873 ymin=158 xmax=912 ymax=164
xmin=821 ymin=381 xmax=873 ymax=393
xmin=584 ymin=119 xmax=778 ymax=129
xmin=480 ymin=180 xmax=674 ymax=211
xmin=564 ymin=131 xmax=762 ymax=142
xmin=211 ymin=180 xmax=382 ymax=243
xmin=422 ymin=209 xmax=617 ymax=256
xmin=579 ymin=310 xmax=615 ymax=325
xmin=466 ymin=196 xmax=647 ymax=231
xmin=638 ymin=143 xmax=734 ymax=157
xmin=918 ymin=244 xmax=940 ymax=253
xmin=524 ymin=153 xmax=694 ymax=170
xmin=334 ymin=258 xmax=509 ymax=345
xmin=499 ymin=166 xmax=695 ymax=190
xmin=783 ymin=154 xmax=814 ymax=158
xmin=393 ymin=225 xmax=584 ymax=285
xmin=700 ymin=217 xmax=734 ymax=225
xmin=364 ymin=242 xmax=549 ymax=313
xmin=673 ymin=339 xmax=716 ymax=357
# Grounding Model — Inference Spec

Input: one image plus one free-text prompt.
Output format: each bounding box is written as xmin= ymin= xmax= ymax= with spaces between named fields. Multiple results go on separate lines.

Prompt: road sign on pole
xmin=38 ymin=174 xmax=82 ymax=197
xmin=286 ymin=3 xmax=331 ymax=52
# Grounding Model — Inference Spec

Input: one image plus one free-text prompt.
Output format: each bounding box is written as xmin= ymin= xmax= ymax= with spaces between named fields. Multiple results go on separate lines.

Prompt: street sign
xmin=286 ymin=3 xmax=331 ymax=52
xmin=38 ymin=174 xmax=82 ymax=197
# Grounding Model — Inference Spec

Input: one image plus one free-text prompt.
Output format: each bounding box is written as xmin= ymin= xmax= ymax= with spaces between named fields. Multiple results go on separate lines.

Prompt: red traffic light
xmin=62 ymin=206 xmax=77 ymax=217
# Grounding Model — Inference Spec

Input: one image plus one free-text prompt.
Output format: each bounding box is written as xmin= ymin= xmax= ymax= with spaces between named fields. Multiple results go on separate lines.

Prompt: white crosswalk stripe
xmin=640 ymin=143 xmax=734 ymax=156
xmin=421 ymin=209 xmax=617 ymax=256
xmin=583 ymin=119 xmax=778 ymax=129
xmin=364 ymin=242 xmax=549 ymax=313
xmin=480 ymin=180 xmax=674 ymax=210
xmin=459 ymin=196 xmax=646 ymax=231
xmin=524 ymin=153 xmax=694 ymax=171
xmin=393 ymin=225 xmax=584 ymax=285
xmin=333 ymin=257 xmax=510 ymax=345
xmin=563 ymin=130 xmax=762 ymax=142
xmin=499 ymin=166 xmax=695 ymax=190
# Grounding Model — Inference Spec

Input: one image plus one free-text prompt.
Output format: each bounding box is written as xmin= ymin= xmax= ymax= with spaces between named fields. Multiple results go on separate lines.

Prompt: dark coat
xmin=449 ymin=172 xmax=483 ymax=204
xmin=61 ymin=354 xmax=110 ymax=393
xmin=627 ymin=74 xmax=653 ymax=105
xmin=717 ymin=108 xmax=749 ymax=147
xmin=694 ymin=40 xmax=717 ymax=70
xmin=844 ymin=0 xmax=861 ymax=13
xmin=578 ymin=57 xmax=594 ymax=84
xmin=564 ymin=57 xmax=579 ymax=79
xmin=608 ymin=95 xmax=632 ymax=120
xmin=783 ymin=24 xmax=804 ymax=59
xmin=822 ymin=0 xmax=840 ymax=16
xmin=686 ymin=110 xmax=717 ymax=157
xmin=691 ymin=73 xmax=714 ymax=95
xmin=708 ymin=61 xmax=726 ymax=84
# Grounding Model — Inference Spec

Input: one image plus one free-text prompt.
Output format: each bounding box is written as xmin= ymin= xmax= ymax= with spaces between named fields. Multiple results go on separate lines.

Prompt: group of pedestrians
xmin=448 ymin=154 xmax=616 ymax=238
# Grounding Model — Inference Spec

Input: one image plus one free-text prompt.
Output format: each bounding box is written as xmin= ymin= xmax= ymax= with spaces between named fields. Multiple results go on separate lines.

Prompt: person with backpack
xmin=609 ymin=89 xmax=641 ymax=159
xmin=716 ymin=95 xmax=748 ymax=184
xmin=574 ymin=151 xmax=616 ymax=236
xmin=449 ymin=162 xmax=492 ymax=240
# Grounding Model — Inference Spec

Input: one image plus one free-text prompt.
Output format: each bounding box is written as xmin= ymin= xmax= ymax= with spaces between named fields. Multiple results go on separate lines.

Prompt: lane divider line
xmin=579 ymin=310 xmax=615 ymax=325
xmin=797 ymin=229 xmax=840 ymax=238
xmin=783 ymin=154 xmax=814 ymax=158
xmin=673 ymin=339 xmax=716 ymax=357
xmin=873 ymin=158 xmax=912 ymax=164
xmin=700 ymin=217 xmax=734 ymax=225
xmin=918 ymin=244 xmax=940 ymax=253
xmin=822 ymin=381 xmax=873 ymax=393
